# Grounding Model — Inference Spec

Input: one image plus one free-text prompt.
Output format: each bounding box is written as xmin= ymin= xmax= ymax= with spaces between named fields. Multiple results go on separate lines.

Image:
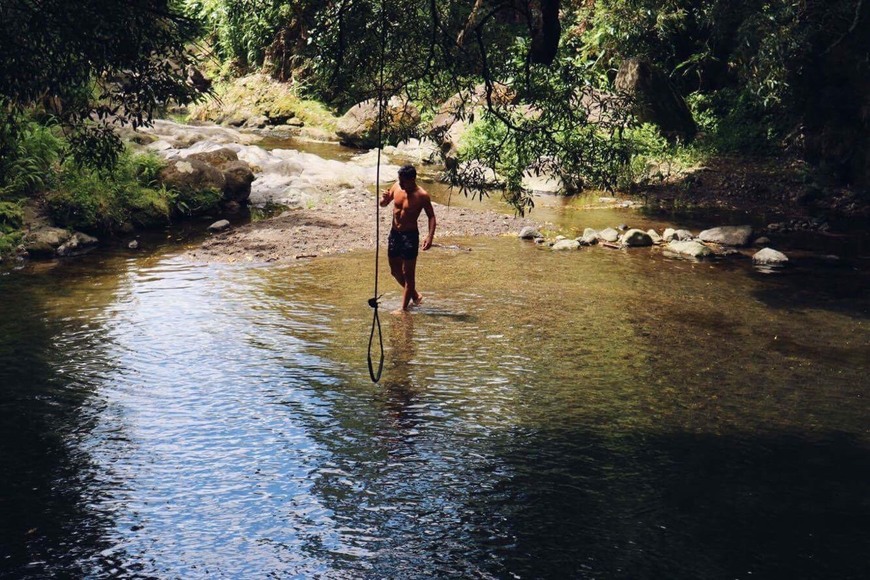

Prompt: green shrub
xmin=48 ymin=150 xmax=179 ymax=233
xmin=172 ymin=187 xmax=223 ymax=217
xmin=0 ymin=201 xmax=24 ymax=233
xmin=0 ymin=117 xmax=64 ymax=198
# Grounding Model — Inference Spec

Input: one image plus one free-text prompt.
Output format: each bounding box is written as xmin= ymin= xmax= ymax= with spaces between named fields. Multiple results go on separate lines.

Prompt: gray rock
xmin=598 ymin=227 xmax=620 ymax=242
xmin=552 ymin=239 xmax=581 ymax=251
xmin=663 ymin=227 xmax=677 ymax=241
xmin=208 ymin=219 xmax=231 ymax=232
xmin=336 ymin=96 xmax=420 ymax=148
xmin=56 ymin=232 xmax=98 ymax=257
xmin=128 ymin=240 xmax=139 ymax=250
xmin=699 ymin=225 xmax=753 ymax=246
xmin=752 ymin=248 xmax=788 ymax=265
xmin=665 ymin=240 xmax=713 ymax=259
xmin=518 ymin=226 xmax=541 ymax=240
xmin=674 ymin=229 xmax=694 ymax=241
xmin=244 ymin=114 xmax=269 ymax=129
xmin=753 ymin=236 xmax=771 ymax=246
xmin=22 ymin=227 xmax=72 ymax=258
xmin=646 ymin=229 xmax=662 ymax=243
xmin=621 ymin=228 xmax=653 ymax=247
xmin=221 ymin=160 xmax=255 ymax=205
xmin=185 ymin=148 xmax=239 ymax=166
xmin=159 ymin=159 xmax=226 ymax=195
xmin=578 ymin=228 xmax=599 ymax=245
xmin=617 ymin=223 xmax=629 ymax=231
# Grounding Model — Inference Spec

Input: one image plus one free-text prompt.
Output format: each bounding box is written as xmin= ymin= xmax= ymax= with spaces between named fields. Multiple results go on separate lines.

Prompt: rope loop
xmin=367 ymin=0 xmax=388 ymax=384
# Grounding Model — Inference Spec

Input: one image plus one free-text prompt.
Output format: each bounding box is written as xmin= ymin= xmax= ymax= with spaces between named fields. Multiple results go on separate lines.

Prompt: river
xmin=1 ymin=136 xmax=869 ymax=579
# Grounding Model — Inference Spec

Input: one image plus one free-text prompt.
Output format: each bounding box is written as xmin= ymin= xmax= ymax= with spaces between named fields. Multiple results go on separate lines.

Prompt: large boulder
xmin=159 ymin=159 xmax=226 ymax=195
xmin=615 ymin=58 xmax=697 ymax=140
xmin=221 ymin=160 xmax=256 ymax=205
xmin=181 ymin=149 xmax=254 ymax=206
xmin=336 ymin=96 xmax=420 ymax=148
xmin=429 ymin=83 xmax=515 ymax=168
xmin=699 ymin=225 xmax=753 ymax=246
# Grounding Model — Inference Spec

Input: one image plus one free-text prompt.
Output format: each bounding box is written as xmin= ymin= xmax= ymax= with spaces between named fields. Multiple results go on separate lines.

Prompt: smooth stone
xmin=552 ymin=239 xmax=581 ymax=251
xmin=208 ymin=219 xmax=231 ymax=232
xmin=666 ymin=240 xmax=713 ymax=258
xmin=128 ymin=240 xmax=140 ymax=250
xmin=598 ymin=227 xmax=620 ymax=242
xmin=752 ymin=248 xmax=789 ymax=264
xmin=518 ymin=226 xmax=541 ymax=240
xmin=754 ymin=236 xmax=771 ymax=246
xmin=646 ymin=229 xmax=662 ymax=243
xmin=699 ymin=225 xmax=753 ymax=246
xmin=621 ymin=229 xmax=653 ymax=247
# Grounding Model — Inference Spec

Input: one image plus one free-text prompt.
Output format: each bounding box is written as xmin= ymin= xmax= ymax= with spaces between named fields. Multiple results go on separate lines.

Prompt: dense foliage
xmin=0 ymin=0 xmax=204 ymax=171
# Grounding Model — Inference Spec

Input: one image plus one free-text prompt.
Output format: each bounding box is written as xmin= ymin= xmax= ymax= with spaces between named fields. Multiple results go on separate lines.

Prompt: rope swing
xmin=366 ymin=0 xmax=388 ymax=383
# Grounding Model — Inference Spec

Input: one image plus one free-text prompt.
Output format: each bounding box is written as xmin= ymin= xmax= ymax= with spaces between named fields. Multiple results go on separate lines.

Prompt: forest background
xmin=0 ymin=0 xmax=867 ymax=256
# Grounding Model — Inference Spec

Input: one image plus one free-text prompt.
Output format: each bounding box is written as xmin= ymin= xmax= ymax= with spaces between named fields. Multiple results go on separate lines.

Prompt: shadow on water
xmin=0 ymin=275 xmax=116 ymax=577
xmin=478 ymin=427 xmax=870 ymax=580
xmin=748 ymin=258 xmax=870 ymax=319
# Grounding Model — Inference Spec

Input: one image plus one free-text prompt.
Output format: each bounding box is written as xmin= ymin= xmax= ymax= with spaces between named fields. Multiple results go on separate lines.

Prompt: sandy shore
xmin=186 ymin=187 xmax=537 ymax=264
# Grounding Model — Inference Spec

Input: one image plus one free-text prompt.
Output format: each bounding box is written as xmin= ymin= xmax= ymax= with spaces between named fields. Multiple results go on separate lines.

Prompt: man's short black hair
xmin=398 ymin=165 xmax=416 ymax=180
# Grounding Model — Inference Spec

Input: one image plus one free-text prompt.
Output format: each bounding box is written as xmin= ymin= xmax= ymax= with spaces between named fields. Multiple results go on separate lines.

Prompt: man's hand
xmin=379 ymin=189 xmax=392 ymax=206
xmin=422 ymin=234 xmax=433 ymax=251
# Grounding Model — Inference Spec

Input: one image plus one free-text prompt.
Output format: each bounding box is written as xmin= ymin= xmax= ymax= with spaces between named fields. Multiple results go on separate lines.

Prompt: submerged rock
xmin=552 ymin=239 xmax=581 ymax=251
xmin=665 ymin=240 xmax=713 ymax=259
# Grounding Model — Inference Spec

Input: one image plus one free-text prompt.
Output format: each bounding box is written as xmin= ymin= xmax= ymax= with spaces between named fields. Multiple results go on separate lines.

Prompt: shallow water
xmin=1 ymin=221 xmax=869 ymax=578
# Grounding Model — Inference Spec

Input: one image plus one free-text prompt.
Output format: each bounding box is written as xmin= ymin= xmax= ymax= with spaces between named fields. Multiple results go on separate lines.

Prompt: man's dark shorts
xmin=388 ymin=229 xmax=419 ymax=260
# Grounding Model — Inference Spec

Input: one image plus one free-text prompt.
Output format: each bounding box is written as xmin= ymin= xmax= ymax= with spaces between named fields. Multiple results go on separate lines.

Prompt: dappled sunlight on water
xmin=1 ymin=230 xmax=868 ymax=578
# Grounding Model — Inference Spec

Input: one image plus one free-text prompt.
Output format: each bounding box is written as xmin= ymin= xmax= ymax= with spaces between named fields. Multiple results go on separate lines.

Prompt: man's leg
xmin=389 ymin=256 xmax=405 ymax=288
xmin=401 ymin=257 xmax=418 ymax=310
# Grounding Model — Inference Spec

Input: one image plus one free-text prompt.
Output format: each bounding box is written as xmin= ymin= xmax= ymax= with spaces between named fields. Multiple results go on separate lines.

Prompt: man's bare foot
xmin=412 ymin=293 xmax=424 ymax=306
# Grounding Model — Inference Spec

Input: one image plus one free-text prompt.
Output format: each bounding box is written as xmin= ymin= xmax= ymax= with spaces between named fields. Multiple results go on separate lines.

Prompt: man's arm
xmin=422 ymin=199 xmax=436 ymax=250
xmin=379 ymin=184 xmax=395 ymax=207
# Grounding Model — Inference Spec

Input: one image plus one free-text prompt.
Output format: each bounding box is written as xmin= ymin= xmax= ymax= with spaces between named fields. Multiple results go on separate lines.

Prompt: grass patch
xmin=189 ymin=73 xmax=338 ymax=131
xmin=46 ymin=150 xmax=204 ymax=234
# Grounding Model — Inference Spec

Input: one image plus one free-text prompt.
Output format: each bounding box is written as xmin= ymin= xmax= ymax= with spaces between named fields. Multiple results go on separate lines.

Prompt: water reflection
xmin=0 ymin=232 xmax=868 ymax=578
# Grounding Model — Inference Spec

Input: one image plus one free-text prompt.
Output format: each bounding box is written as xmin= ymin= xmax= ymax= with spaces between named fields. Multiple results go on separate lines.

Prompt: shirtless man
xmin=380 ymin=165 xmax=436 ymax=313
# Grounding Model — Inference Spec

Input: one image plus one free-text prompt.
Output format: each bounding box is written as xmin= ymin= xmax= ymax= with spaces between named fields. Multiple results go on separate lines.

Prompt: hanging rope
xmin=367 ymin=0 xmax=387 ymax=383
